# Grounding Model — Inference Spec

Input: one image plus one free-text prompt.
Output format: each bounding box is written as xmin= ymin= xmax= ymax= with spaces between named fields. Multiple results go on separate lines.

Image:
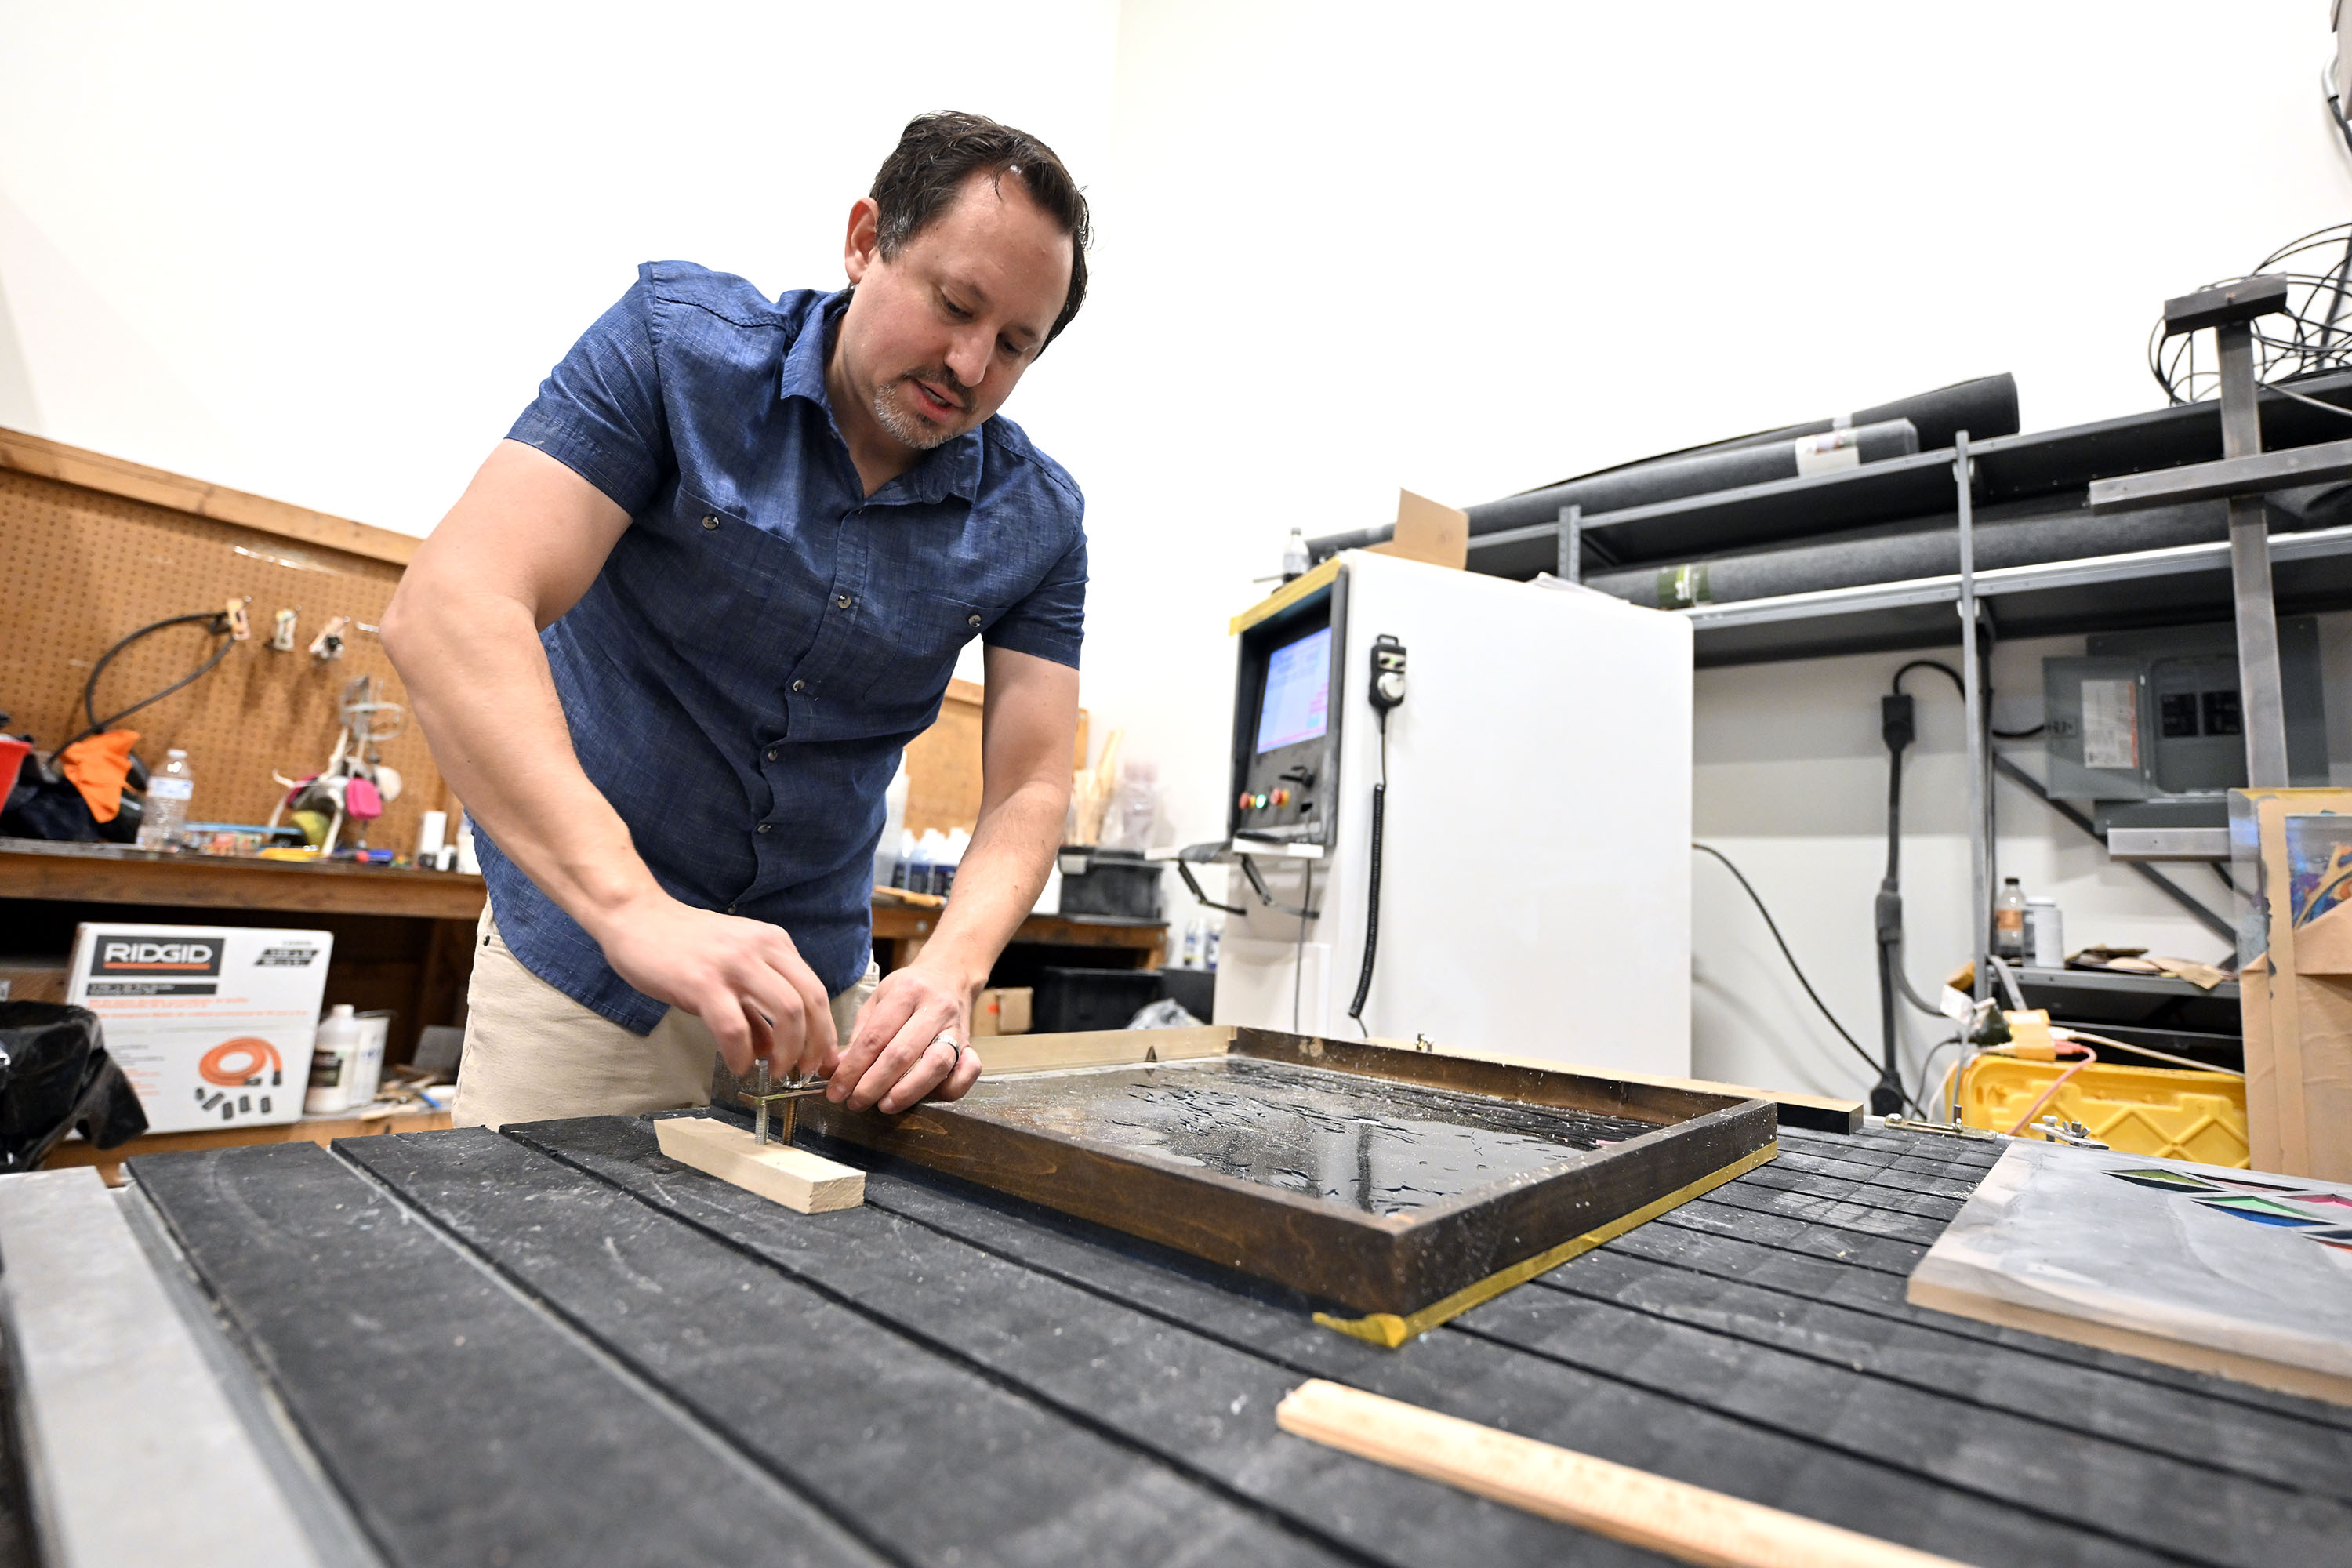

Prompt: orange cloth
xmin=60 ymin=730 xmax=140 ymax=823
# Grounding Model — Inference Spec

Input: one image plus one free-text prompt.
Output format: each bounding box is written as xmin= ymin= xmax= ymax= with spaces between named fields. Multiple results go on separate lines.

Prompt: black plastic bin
xmin=1056 ymin=847 xmax=1164 ymax=920
xmin=1033 ymin=967 xmax=1164 ymax=1034
xmin=1156 ymin=967 xmax=1215 ymax=1023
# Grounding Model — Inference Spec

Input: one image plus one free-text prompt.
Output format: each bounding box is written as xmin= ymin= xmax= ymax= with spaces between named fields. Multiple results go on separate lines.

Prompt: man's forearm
xmin=389 ymin=589 xmax=664 ymax=933
xmin=913 ymin=775 xmax=1068 ymax=994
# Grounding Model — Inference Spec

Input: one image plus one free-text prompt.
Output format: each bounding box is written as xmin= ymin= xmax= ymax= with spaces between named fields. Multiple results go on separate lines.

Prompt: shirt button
xmin=835 ymin=593 xmax=854 ymax=610
xmin=766 ymin=748 xmax=779 ymax=762
xmin=725 ymin=903 xmax=736 ymax=915
xmin=757 ymin=823 xmax=771 ymax=834
xmin=791 ymin=679 xmax=805 ymax=692
xmin=967 ymin=614 xmax=982 ymax=629
xmin=701 ymin=515 xmax=720 ymax=531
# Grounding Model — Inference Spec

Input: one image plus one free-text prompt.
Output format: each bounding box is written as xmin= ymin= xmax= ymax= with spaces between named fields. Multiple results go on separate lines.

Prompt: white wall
xmin=7 ymin=2 xmax=2350 ymax=1098
xmin=0 ymin=1 xmax=1121 ymax=528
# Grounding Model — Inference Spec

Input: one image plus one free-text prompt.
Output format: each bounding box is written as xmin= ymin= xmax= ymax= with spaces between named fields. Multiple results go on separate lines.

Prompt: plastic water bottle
xmin=1994 ymin=878 xmax=2027 ymax=961
xmin=137 ymin=748 xmax=194 ymax=848
xmin=1281 ymin=527 xmax=1309 ymax=582
xmin=889 ymin=829 xmax=915 ymax=890
xmin=1181 ymin=917 xmax=1205 ymax=968
xmin=1203 ymin=921 xmax=1222 ymax=971
xmin=305 ymin=1004 xmax=360 ymax=1115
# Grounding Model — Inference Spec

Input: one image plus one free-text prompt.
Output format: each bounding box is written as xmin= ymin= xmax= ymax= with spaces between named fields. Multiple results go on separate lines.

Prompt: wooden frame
xmin=804 ymin=1027 xmax=1775 ymax=1319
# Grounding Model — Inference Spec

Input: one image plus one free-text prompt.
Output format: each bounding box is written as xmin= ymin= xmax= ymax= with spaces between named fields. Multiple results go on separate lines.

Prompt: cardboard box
xmin=2233 ymin=789 xmax=2352 ymax=1179
xmin=972 ymin=987 xmax=1033 ymax=1037
xmin=66 ymin=924 xmax=332 ymax=1134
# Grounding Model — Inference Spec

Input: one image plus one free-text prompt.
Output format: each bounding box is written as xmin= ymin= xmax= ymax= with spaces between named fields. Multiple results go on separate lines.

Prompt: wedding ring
xmin=929 ymin=1029 xmax=963 ymax=1062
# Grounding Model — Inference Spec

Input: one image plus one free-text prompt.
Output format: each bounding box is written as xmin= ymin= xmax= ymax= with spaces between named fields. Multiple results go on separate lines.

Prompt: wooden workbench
xmin=872 ymin=895 xmax=1167 ymax=972
xmin=97 ymin=1111 xmax=2347 ymax=1566
xmin=1 ymin=836 xmax=484 ymax=1063
xmin=41 ymin=1104 xmax=453 ymax=1187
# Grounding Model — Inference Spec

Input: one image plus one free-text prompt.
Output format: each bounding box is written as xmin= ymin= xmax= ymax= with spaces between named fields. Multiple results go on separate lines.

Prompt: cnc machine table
xmin=27 ymin=1116 xmax=2352 ymax=1568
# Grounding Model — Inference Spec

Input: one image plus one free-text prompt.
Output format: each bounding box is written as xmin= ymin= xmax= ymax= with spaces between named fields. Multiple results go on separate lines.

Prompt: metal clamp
xmin=738 ymin=1058 xmax=830 ymax=1146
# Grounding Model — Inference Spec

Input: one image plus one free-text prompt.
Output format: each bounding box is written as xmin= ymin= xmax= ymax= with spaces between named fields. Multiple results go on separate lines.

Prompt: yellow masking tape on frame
xmin=1315 ymin=1142 xmax=1780 ymax=1349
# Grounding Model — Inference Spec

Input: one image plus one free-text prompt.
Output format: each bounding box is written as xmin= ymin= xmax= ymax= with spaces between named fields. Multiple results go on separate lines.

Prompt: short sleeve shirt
xmin=477 ymin=263 xmax=1087 ymax=1033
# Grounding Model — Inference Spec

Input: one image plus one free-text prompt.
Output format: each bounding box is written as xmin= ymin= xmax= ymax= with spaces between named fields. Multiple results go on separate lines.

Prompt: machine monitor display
xmin=1254 ymin=626 xmax=1332 ymax=754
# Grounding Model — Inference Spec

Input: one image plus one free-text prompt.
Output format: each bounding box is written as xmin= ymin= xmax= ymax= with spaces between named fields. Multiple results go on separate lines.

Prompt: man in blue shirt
xmin=385 ymin=112 xmax=1089 ymax=1127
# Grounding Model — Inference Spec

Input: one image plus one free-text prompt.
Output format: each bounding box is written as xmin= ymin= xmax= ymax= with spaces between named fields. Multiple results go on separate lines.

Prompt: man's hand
xmin=590 ymin=895 xmax=837 ymax=1080
xmin=829 ymin=959 xmax=985 ymax=1114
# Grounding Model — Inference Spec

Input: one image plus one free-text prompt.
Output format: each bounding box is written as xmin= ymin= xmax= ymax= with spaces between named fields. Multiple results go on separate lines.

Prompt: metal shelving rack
xmin=1488 ymin=287 xmax=2352 ymax=1013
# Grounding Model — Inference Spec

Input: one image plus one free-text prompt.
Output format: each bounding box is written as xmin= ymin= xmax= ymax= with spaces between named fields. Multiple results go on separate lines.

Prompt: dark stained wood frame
xmin=800 ymin=1027 xmax=1777 ymax=1318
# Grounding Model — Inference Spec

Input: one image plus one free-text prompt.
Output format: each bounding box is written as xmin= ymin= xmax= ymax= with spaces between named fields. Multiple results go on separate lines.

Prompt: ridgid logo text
xmin=95 ymin=938 xmax=224 ymax=977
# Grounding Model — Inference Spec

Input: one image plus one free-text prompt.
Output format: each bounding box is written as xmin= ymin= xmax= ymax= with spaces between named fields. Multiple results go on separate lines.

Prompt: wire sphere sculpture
xmin=2149 ymin=221 xmax=2352 ymax=406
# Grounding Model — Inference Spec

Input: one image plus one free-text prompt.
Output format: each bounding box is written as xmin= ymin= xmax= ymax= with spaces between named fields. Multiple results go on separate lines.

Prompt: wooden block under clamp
xmin=653 ymin=1116 xmax=865 ymax=1214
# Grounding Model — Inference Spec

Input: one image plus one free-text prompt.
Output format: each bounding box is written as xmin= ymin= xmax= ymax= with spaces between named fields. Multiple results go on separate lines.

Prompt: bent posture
xmin=385 ymin=111 xmax=1091 ymax=1127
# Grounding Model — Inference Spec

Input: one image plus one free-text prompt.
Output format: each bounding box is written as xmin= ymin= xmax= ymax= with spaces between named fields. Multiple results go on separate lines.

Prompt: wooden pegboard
xmin=0 ymin=434 xmax=449 ymax=855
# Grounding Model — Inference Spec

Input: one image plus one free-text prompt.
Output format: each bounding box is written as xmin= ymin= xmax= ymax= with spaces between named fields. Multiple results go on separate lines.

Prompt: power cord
xmin=60 ymin=611 xmax=238 ymax=753
xmin=1693 ymin=841 xmax=1925 ymax=1114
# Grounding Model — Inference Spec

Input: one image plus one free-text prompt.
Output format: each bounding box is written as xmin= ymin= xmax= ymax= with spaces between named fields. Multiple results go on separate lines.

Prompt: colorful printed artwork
xmin=1909 ymin=1141 xmax=2352 ymax=1407
xmin=2107 ymin=1166 xmax=2352 ymax=1250
xmin=2287 ymin=817 xmax=2352 ymax=927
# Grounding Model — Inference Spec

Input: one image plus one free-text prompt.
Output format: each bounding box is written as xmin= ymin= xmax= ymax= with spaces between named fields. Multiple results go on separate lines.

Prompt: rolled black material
xmin=1587 ymin=499 xmax=2230 ymax=609
xmin=1457 ymin=417 xmax=1918 ymax=541
xmin=1308 ymin=372 xmax=2019 ymax=559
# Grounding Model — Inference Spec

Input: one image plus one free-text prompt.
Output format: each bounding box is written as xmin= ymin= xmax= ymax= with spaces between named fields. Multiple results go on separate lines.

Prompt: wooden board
xmin=653 ymin=1114 xmax=864 ymax=1213
xmin=1276 ymin=1378 xmax=1964 ymax=1568
xmin=1 ymin=838 xmax=485 ymax=919
xmin=802 ymin=1026 xmax=1776 ymax=1319
xmin=973 ymin=1023 xmax=1233 ymax=1076
xmin=1907 ymin=1139 xmax=2352 ymax=1406
xmin=1374 ymin=1034 xmax=1864 ymax=1134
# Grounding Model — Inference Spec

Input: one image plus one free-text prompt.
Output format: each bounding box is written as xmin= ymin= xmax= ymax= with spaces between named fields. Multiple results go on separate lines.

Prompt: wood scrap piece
xmin=654 ymin=1116 xmax=864 ymax=1213
xmin=974 ymin=1023 xmax=1234 ymax=1077
xmin=1273 ymin=1378 xmax=1966 ymax=1568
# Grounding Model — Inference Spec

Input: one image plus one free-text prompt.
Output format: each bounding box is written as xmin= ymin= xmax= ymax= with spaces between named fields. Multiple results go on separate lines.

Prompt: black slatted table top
xmin=127 ymin=1116 xmax=2352 ymax=1568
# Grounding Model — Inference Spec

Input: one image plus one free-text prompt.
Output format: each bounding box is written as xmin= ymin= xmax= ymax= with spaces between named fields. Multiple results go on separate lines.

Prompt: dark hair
xmin=870 ymin=111 xmax=1091 ymax=347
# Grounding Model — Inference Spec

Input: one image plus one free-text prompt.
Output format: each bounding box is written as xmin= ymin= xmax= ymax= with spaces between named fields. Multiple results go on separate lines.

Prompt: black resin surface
xmin=957 ymin=1058 xmax=1658 ymax=1214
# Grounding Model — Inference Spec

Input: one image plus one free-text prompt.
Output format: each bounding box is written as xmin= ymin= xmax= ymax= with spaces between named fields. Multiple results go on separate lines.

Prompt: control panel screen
xmin=1254 ymin=626 xmax=1331 ymax=754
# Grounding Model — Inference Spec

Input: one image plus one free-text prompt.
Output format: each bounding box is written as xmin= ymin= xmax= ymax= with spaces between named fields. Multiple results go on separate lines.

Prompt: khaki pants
xmin=453 ymin=909 xmax=877 ymax=1130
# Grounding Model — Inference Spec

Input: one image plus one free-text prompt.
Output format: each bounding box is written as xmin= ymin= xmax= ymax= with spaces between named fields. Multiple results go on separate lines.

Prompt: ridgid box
xmin=66 ymin=924 xmax=333 ymax=1134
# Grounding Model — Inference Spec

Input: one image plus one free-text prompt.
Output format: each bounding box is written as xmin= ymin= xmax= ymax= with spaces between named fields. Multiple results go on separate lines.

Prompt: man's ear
xmin=843 ymin=197 xmax=882 ymax=284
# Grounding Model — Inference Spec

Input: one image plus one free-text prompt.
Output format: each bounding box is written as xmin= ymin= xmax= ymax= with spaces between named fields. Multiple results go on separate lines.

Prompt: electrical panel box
xmin=2042 ymin=618 xmax=2328 ymax=804
xmin=1227 ymin=569 xmax=1345 ymax=846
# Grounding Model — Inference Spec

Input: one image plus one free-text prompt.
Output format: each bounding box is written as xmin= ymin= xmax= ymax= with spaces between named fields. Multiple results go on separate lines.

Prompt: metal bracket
xmin=1174 ymin=856 xmax=1249 ymax=917
xmin=1237 ymin=853 xmax=1321 ymax=920
xmin=1172 ymin=841 xmax=1321 ymax=920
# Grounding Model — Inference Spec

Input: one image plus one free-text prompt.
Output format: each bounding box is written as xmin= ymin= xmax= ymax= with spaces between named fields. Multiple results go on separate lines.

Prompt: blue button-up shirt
xmin=476 ymin=263 xmax=1087 ymax=1033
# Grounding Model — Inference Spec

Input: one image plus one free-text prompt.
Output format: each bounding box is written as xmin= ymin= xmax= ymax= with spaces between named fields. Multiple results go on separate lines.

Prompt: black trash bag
xmin=0 ymin=1004 xmax=149 ymax=1173
xmin=0 ymin=752 xmax=142 ymax=844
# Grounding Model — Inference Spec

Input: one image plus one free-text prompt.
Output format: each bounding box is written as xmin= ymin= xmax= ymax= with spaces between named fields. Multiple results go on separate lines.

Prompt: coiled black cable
xmin=60 ymin=611 xmax=237 ymax=753
xmin=1346 ymin=720 xmax=1389 ymax=1034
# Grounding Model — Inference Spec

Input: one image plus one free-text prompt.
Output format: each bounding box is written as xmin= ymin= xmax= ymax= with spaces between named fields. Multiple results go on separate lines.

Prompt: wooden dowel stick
xmin=1275 ymin=1380 xmax=1965 ymax=1568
